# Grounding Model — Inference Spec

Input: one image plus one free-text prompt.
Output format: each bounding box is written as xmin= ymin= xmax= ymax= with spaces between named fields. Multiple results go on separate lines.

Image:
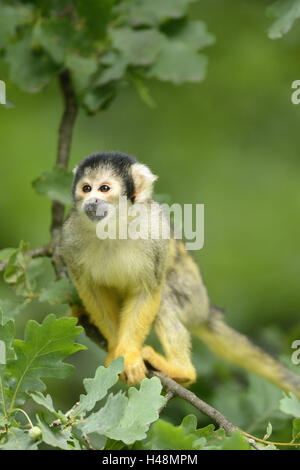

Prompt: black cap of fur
xmin=72 ymin=151 xmax=137 ymax=202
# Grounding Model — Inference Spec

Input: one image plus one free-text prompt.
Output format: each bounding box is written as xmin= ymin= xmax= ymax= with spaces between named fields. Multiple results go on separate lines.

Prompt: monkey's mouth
xmin=85 ymin=209 xmax=108 ymax=222
xmin=84 ymin=201 xmax=109 ymax=222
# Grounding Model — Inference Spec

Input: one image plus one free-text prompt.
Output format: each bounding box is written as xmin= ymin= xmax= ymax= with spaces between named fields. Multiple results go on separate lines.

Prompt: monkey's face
xmin=72 ymin=152 xmax=158 ymax=224
xmin=73 ymin=167 xmax=124 ymax=222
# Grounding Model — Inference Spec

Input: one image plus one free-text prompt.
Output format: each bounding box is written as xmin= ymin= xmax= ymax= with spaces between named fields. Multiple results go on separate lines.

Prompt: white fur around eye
xmin=131 ymin=163 xmax=158 ymax=202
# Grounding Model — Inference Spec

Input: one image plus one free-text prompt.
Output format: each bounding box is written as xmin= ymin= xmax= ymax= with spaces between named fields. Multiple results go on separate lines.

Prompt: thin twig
xmin=0 ymin=244 xmax=52 ymax=271
xmin=148 ymin=370 xmax=237 ymax=435
xmin=242 ymin=431 xmax=300 ymax=448
xmin=83 ymin=434 xmax=95 ymax=450
xmin=50 ymin=69 xmax=78 ymax=278
xmin=158 ymin=390 xmax=175 ymax=414
xmin=50 ymin=401 xmax=80 ymax=427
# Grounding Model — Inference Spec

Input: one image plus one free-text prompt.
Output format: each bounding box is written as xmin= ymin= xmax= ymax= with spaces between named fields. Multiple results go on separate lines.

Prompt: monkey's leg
xmin=110 ymin=287 xmax=162 ymax=385
xmin=143 ymin=309 xmax=196 ymax=385
xmin=74 ymin=279 xmax=120 ymax=356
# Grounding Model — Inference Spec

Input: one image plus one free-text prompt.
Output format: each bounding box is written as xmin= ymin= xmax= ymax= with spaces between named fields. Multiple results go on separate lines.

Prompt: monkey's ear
xmin=131 ymin=163 xmax=158 ymax=202
xmin=72 ymin=165 xmax=78 ymax=175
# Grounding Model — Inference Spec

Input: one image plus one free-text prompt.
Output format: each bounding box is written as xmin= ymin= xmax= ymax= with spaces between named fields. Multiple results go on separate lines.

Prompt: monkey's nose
xmin=84 ymin=198 xmax=108 ymax=222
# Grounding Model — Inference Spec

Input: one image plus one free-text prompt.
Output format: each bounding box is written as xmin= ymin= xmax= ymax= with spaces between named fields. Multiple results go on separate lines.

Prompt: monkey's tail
xmin=195 ymin=309 xmax=300 ymax=400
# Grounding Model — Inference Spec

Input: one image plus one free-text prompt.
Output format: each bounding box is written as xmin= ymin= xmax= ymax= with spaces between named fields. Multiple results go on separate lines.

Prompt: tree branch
xmin=148 ymin=370 xmax=237 ymax=435
xmin=50 ymin=69 xmax=78 ymax=278
xmin=0 ymin=244 xmax=52 ymax=272
xmin=0 ymin=71 xmax=78 ymax=277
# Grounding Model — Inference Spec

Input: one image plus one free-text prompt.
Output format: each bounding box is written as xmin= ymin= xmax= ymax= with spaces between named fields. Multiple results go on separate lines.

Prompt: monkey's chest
xmin=80 ymin=239 xmax=151 ymax=291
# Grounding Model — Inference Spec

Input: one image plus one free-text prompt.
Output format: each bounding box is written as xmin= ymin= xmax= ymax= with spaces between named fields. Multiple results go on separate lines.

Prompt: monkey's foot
xmin=109 ymin=348 xmax=147 ymax=386
xmin=105 ymin=349 xmax=116 ymax=367
xmin=142 ymin=345 xmax=196 ymax=386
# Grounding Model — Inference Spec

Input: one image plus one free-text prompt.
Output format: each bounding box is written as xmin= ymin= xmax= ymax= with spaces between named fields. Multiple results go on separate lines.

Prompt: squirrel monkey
xmin=61 ymin=152 xmax=300 ymax=398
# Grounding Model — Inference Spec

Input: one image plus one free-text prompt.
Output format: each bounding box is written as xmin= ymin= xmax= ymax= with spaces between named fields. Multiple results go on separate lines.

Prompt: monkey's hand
xmin=106 ymin=348 xmax=147 ymax=385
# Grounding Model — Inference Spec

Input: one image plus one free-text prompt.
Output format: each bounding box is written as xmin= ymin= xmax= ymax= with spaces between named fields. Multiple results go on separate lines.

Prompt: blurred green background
xmin=1 ymin=0 xmax=300 ymax=441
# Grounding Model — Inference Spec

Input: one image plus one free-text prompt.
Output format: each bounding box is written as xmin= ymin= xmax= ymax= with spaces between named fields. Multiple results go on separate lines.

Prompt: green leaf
xmin=147 ymin=39 xmax=207 ymax=84
xmin=7 ymin=314 xmax=86 ymax=406
xmin=292 ymin=418 xmax=300 ymax=441
xmin=3 ymin=241 xmax=36 ymax=297
xmin=0 ymin=315 xmax=15 ymax=365
xmin=32 ymin=166 xmax=73 ymax=204
xmin=0 ymin=4 xmax=33 ymax=49
xmin=110 ymin=27 xmax=163 ymax=66
xmin=30 ymin=391 xmax=64 ymax=421
xmin=264 ymin=422 xmax=273 ymax=440
xmin=213 ymin=373 xmax=284 ymax=432
xmin=36 ymin=415 xmax=71 ymax=450
xmin=0 ymin=297 xmax=30 ymax=319
xmin=0 ymin=248 xmax=15 ymax=263
xmin=83 ymin=82 xmax=117 ymax=114
xmin=125 ymin=0 xmax=194 ymax=27
xmin=145 ymin=419 xmax=201 ymax=450
xmin=75 ymin=0 xmax=115 ymax=39
xmin=199 ymin=428 xmax=227 ymax=450
xmin=5 ymin=34 xmax=58 ymax=93
xmin=130 ymin=72 xmax=156 ymax=108
xmin=170 ymin=20 xmax=215 ymax=50
xmin=0 ymin=312 xmax=14 ymax=417
xmin=3 ymin=241 xmax=29 ymax=285
xmin=30 ymin=392 xmax=55 ymax=413
xmin=71 ymin=357 xmax=124 ymax=417
xmin=267 ymin=0 xmax=300 ymax=39
xmin=66 ymin=54 xmax=98 ymax=94
xmin=220 ymin=430 xmax=251 ymax=450
xmin=0 ymin=427 xmax=38 ymax=450
xmin=95 ymin=53 xmax=127 ymax=86
xmin=3 ymin=243 xmax=45 ymax=298
xmin=180 ymin=414 xmax=198 ymax=435
xmin=195 ymin=424 xmax=215 ymax=438
xmin=81 ymin=377 xmax=165 ymax=444
xmin=280 ymin=392 xmax=300 ymax=418
xmin=39 ymin=278 xmax=80 ymax=306
xmin=32 ymin=17 xmax=80 ymax=64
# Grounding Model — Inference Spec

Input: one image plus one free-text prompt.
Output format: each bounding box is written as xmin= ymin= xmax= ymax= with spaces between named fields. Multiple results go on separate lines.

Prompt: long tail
xmin=195 ymin=310 xmax=300 ymax=400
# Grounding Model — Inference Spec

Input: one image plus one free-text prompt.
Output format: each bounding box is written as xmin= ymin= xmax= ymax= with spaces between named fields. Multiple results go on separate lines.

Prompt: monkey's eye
xmin=82 ymin=184 xmax=92 ymax=192
xmin=99 ymin=184 xmax=110 ymax=192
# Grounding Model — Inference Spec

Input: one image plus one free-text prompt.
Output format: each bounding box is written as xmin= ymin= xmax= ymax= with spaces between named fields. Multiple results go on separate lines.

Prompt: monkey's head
xmin=72 ymin=152 xmax=157 ymax=222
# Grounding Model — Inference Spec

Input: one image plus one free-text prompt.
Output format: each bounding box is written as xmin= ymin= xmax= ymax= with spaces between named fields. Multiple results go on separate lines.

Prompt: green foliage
xmin=5 ymin=314 xmax=85 ymax=406
xmin=3 ymin=241 xmax=44 ymax=298
xmin=79 ymin=377 xmax=165 ymax=444
xmin=1 ymin=0 xmax=214 ymax=113
xmin=141 ymin=414 xmax=251 ymax=450
xmin=71 ymin=357 xmax=124 ymax=417
xmin=2 ymin=272 xmax=300 ymax=450
xmin=0 ymin=3 xmax=33 ymax=49
xmin=280 ymin=393 xmax=300 ymax=418
xmin=267 ymin=0 xmax=300 ymax=38
xmin=125 ymin=0 xmax=195 ymax=27
xmin=1 ymin=427 xmax=39 ymax=450
xmin=0 ymin=347 xmax=166 ymax=450
xmin=39 ymin=278 xmax=80 ymax=306
xmin=32 ymin=166 xmax=73 ymax=205
xmin=1 ymin=242 xmax=81 ymax=309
